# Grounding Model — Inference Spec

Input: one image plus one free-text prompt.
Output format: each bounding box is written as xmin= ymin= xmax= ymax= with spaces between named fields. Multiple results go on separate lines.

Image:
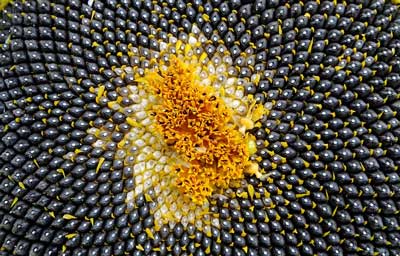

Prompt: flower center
xmin=141 ymin=56 xmax=256 ymax=204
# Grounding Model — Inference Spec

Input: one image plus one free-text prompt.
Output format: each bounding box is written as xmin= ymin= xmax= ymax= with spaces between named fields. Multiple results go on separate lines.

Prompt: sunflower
xmin=1 ymin=0 xmax=400 ymax=255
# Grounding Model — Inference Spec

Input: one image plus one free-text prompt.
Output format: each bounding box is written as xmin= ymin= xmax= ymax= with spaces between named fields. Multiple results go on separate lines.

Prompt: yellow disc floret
xmin=0 ymin=0 xmax=11 ymax=11
xmin=141 ymin=56 xmax=257 ymax=204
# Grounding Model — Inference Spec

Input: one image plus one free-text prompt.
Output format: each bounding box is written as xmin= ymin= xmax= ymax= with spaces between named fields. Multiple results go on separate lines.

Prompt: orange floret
xmin=142 ymin=56 xmax=255 ymax=204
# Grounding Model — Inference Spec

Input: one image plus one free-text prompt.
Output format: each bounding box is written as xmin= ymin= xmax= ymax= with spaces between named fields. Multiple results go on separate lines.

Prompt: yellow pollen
xmin=141 ymin=56 xmax=255 ymax=204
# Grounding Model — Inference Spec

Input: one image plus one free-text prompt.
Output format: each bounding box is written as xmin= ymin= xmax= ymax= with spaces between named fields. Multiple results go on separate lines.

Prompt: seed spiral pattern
xmin=1 ymin=0 xmax=400 ymax=256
